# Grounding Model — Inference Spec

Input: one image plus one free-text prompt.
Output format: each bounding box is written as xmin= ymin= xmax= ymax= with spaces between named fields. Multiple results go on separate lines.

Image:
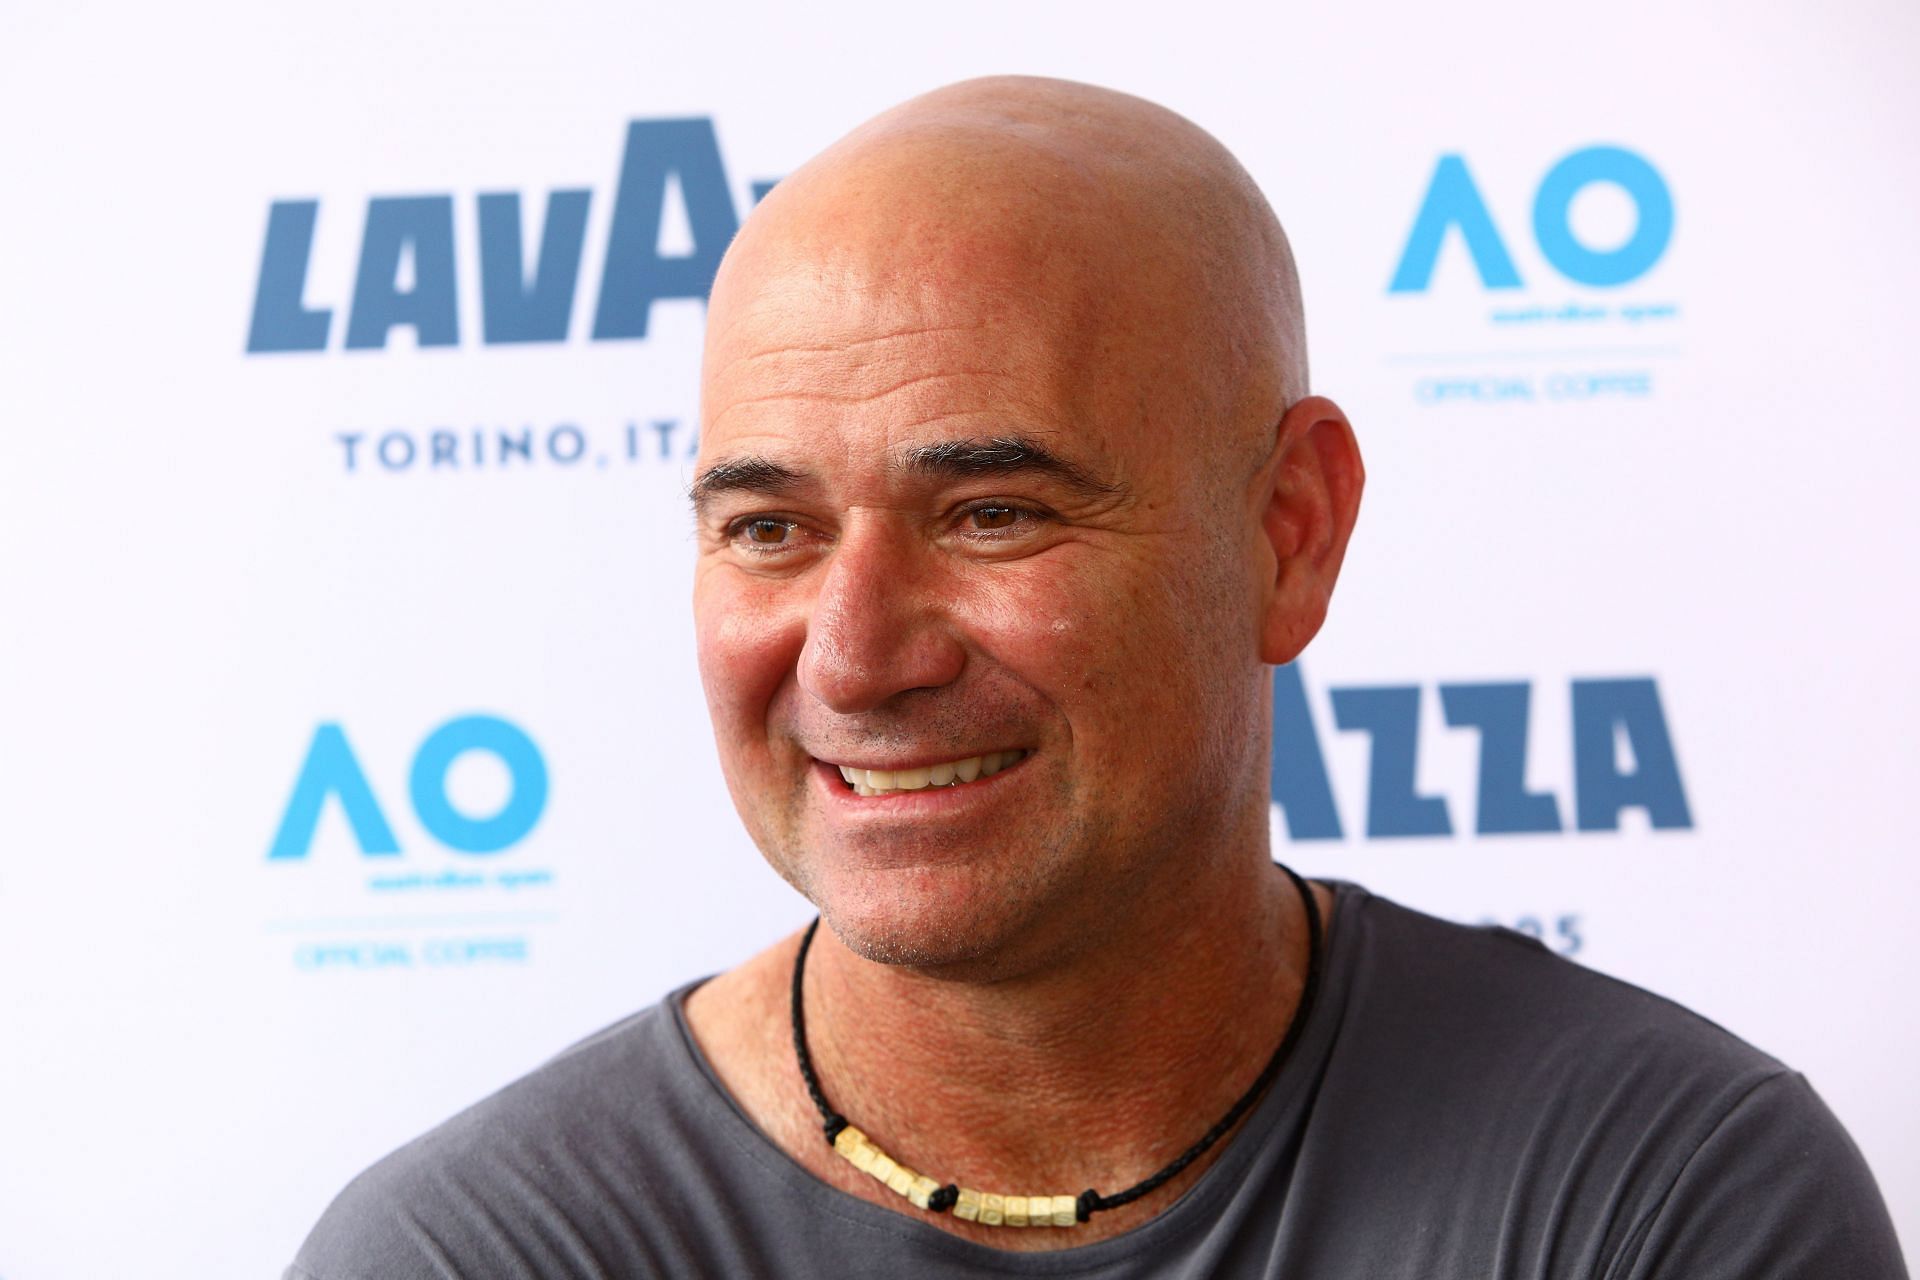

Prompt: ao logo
xmin=1388 ymin=146 xmax=1673 ymax=293
xmin=1271 ymin=667 xmax=1692 ymax=839
xmin=247 ymin=119 xmax=771 ymax=353
xmin=268 ymin=714 xmax=548 ymax=858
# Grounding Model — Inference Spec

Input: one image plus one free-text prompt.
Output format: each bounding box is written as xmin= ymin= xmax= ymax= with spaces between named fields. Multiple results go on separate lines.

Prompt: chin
xmin=817 ymin=864 xmax=1020 ymax=968
xmin=790 ymin=844 xmax=1111 ymax=976
xmin=828 ymin=908 xmax=995 ymax=970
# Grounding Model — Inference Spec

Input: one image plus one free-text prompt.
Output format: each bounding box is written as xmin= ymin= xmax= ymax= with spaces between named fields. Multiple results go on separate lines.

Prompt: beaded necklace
xmin=789 ymin=863 xmax=1324 ymax=1229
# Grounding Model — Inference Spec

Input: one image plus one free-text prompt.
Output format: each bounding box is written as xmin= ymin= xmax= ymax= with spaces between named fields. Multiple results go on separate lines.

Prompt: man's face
xmin=692 ymin=248 xmax=1269 ymax=970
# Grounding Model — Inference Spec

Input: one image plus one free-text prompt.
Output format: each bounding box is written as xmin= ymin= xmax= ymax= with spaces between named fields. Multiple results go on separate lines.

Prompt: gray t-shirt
xmin=287 ymin=883 xmax=1907 ymax=1278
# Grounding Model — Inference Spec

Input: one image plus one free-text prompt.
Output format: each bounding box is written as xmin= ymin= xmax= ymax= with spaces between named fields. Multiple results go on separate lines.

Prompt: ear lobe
xmin=1257 ymin=397 xmax=1365 ymax=666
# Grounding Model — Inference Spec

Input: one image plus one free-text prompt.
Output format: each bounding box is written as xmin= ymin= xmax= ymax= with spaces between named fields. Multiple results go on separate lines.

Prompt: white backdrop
xmin=2 ymin=1 xmax=1915 ymax=1274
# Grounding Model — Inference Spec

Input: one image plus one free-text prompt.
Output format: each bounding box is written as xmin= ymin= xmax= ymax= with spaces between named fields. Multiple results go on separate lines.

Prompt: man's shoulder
xmin=1328 ymin=885 xmax=1801 ymax=1195
xmin=1292 ymin=883 xmax=1907 ymax=1278
xmin=287 ymin=990 xmax=708 ymax=1280
xmin=368 ymin=993 xmax=692 ymax=1170
xmin=1338 ymin=882 xmax=1785 ymax=1080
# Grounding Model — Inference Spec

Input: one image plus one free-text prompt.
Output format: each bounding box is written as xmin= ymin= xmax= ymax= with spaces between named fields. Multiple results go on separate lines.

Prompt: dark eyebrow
xmin=689 ymin=457 xmax=809 ymax=514
xmin=895 ymin=435 xmax=1123 ymax=501
xmin=689 ymin=434 xmax=1124 ymax=517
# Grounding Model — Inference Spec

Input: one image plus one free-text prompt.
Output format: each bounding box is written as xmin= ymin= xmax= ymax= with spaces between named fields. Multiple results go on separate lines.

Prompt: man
xmin=289 ymin=77 xmax=1905 ymax=1278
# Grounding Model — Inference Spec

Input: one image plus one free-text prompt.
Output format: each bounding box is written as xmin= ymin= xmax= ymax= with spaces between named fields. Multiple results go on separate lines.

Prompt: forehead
xmin=700 ymin=254 xmax=1124 ymax=470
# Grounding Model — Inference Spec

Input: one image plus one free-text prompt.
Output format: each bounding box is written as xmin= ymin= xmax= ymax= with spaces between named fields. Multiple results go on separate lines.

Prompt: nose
xmin=796 ymin=519 xmax=966 ymax=714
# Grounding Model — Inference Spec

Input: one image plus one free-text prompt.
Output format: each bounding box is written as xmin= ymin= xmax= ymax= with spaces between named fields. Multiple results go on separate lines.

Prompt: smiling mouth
xmin=831 ymin=750 xmax=1029 ymax=797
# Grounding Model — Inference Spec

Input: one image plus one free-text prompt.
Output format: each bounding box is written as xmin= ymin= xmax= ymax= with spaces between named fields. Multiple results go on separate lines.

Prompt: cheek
xmin=694 ymin=574 xmax=804 ymax=745
xmin=957 ymin=557 xmax=1195 ymax=728
xmin=959 ymin=572 xmax=1093 ymax=684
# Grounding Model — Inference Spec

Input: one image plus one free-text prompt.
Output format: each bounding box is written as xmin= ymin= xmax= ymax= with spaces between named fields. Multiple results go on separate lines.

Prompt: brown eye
xmin=970 ymin=507 xmax=1018 ymax=530
xmin=741 ymin=519 xmax=792 ymax=545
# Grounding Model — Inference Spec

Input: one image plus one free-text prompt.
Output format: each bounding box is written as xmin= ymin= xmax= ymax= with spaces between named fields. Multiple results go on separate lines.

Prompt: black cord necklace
xmin=789 ymin=863 xmax=1324 ymax=1229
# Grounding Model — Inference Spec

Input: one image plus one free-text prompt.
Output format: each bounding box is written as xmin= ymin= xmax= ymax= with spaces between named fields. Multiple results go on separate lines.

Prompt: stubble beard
xmin=765 ymin=805 xmax=1142 ymax=981
xmin=762 ymin=766 xmax=1238 ymax=987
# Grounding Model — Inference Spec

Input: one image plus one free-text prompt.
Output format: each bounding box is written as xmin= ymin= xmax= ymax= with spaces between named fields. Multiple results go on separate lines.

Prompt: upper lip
xmin=813 ymin=749 xmax=1025 ymax=771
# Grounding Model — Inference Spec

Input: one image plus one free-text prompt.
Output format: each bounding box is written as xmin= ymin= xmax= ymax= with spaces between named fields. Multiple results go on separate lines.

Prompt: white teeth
xmin=837 ymin=750 xmax=1024 ymax=795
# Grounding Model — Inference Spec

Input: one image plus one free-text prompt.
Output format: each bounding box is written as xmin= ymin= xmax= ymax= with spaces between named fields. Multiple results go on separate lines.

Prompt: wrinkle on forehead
xmin=707 ymin=287 xmax=1083 ymax=450
xmin=715 ymin=367 xmax=1006 ymax=414
xmin=729 ymin=323 xmax=992 ymax=364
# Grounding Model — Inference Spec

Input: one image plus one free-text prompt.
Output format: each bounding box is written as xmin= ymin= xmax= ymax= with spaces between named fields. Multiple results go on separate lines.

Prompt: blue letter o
xmin=1532 ymin=146 xmax=1672 ymax=287
xmin=409 ymin=715 xmax=548 ymax=854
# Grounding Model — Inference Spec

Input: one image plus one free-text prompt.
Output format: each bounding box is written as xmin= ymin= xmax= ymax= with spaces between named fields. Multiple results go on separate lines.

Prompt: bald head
xmin=705 ymin=76 xmax=1307 ymax=472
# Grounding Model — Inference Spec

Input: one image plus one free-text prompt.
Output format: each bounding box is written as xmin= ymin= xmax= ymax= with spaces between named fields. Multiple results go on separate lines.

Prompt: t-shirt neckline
xmin=660 ymin=878 xmax=1367 ymax=1272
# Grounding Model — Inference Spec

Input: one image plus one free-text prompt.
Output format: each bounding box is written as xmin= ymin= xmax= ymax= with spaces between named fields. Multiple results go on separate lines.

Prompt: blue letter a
xmin=1388 ymin=155 xmax=1523 ymax=293
xmin=1571 ymin=679 xmax=1693 ymax=831
xmin=592 ymin=119 xmax=740 ymax=340
xmin=344 ymin=196 xmax=460 ymax=350
xmin=268 ymin=724 xmax=401 ymax=858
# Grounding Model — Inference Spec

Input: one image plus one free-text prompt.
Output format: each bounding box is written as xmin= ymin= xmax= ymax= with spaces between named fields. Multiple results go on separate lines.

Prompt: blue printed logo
xmin=1271 ymin=666 xmax=1692 ymax=839
xmin=1389 ymin=146 xmax=1674 ymax=293
xmin=269 ymin=714 xmax=548 ymax=857
xmin=246 ymin=119 xmax=778 ymax=353
xmin=1384 ymin=145 xmax=1681 ymax=407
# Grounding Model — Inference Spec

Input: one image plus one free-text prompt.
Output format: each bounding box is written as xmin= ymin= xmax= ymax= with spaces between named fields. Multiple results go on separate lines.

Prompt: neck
xmin=800 ymin=847 xmax=1314 ymax=1206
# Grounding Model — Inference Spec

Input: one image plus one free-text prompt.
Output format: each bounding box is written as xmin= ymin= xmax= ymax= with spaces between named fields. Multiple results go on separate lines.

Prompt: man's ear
xmin=1257 ymin=395 xmax=1365 ymax=666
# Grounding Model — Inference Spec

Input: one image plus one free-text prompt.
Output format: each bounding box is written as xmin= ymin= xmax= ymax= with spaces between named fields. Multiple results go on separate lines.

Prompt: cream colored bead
xmin=953 ymin=1188 xmax=982 ymax=1222
xmin=849 ymin=1143 xmax=878 ymax=1174
xmin=908 ymin=1175 xmax=940 ymax=1209
xmin=1005 ymin=1195 xmax=1030 ymax=1227
xmin=832 ymin=1125 xmax=868 ymax=1158
xmin=868 ymin=1152 xmax=898 ymax=1184
xmin=980 ymin=1193 xmax=1006 ymax=1226
xmin=1050 ymin=1195 xmax=1078 ymax=1227
xmin=886 ymin=1165 xmax=916 ymax=1197
xmin=1024 ymin=1196 xmax=1055 ymax=1228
